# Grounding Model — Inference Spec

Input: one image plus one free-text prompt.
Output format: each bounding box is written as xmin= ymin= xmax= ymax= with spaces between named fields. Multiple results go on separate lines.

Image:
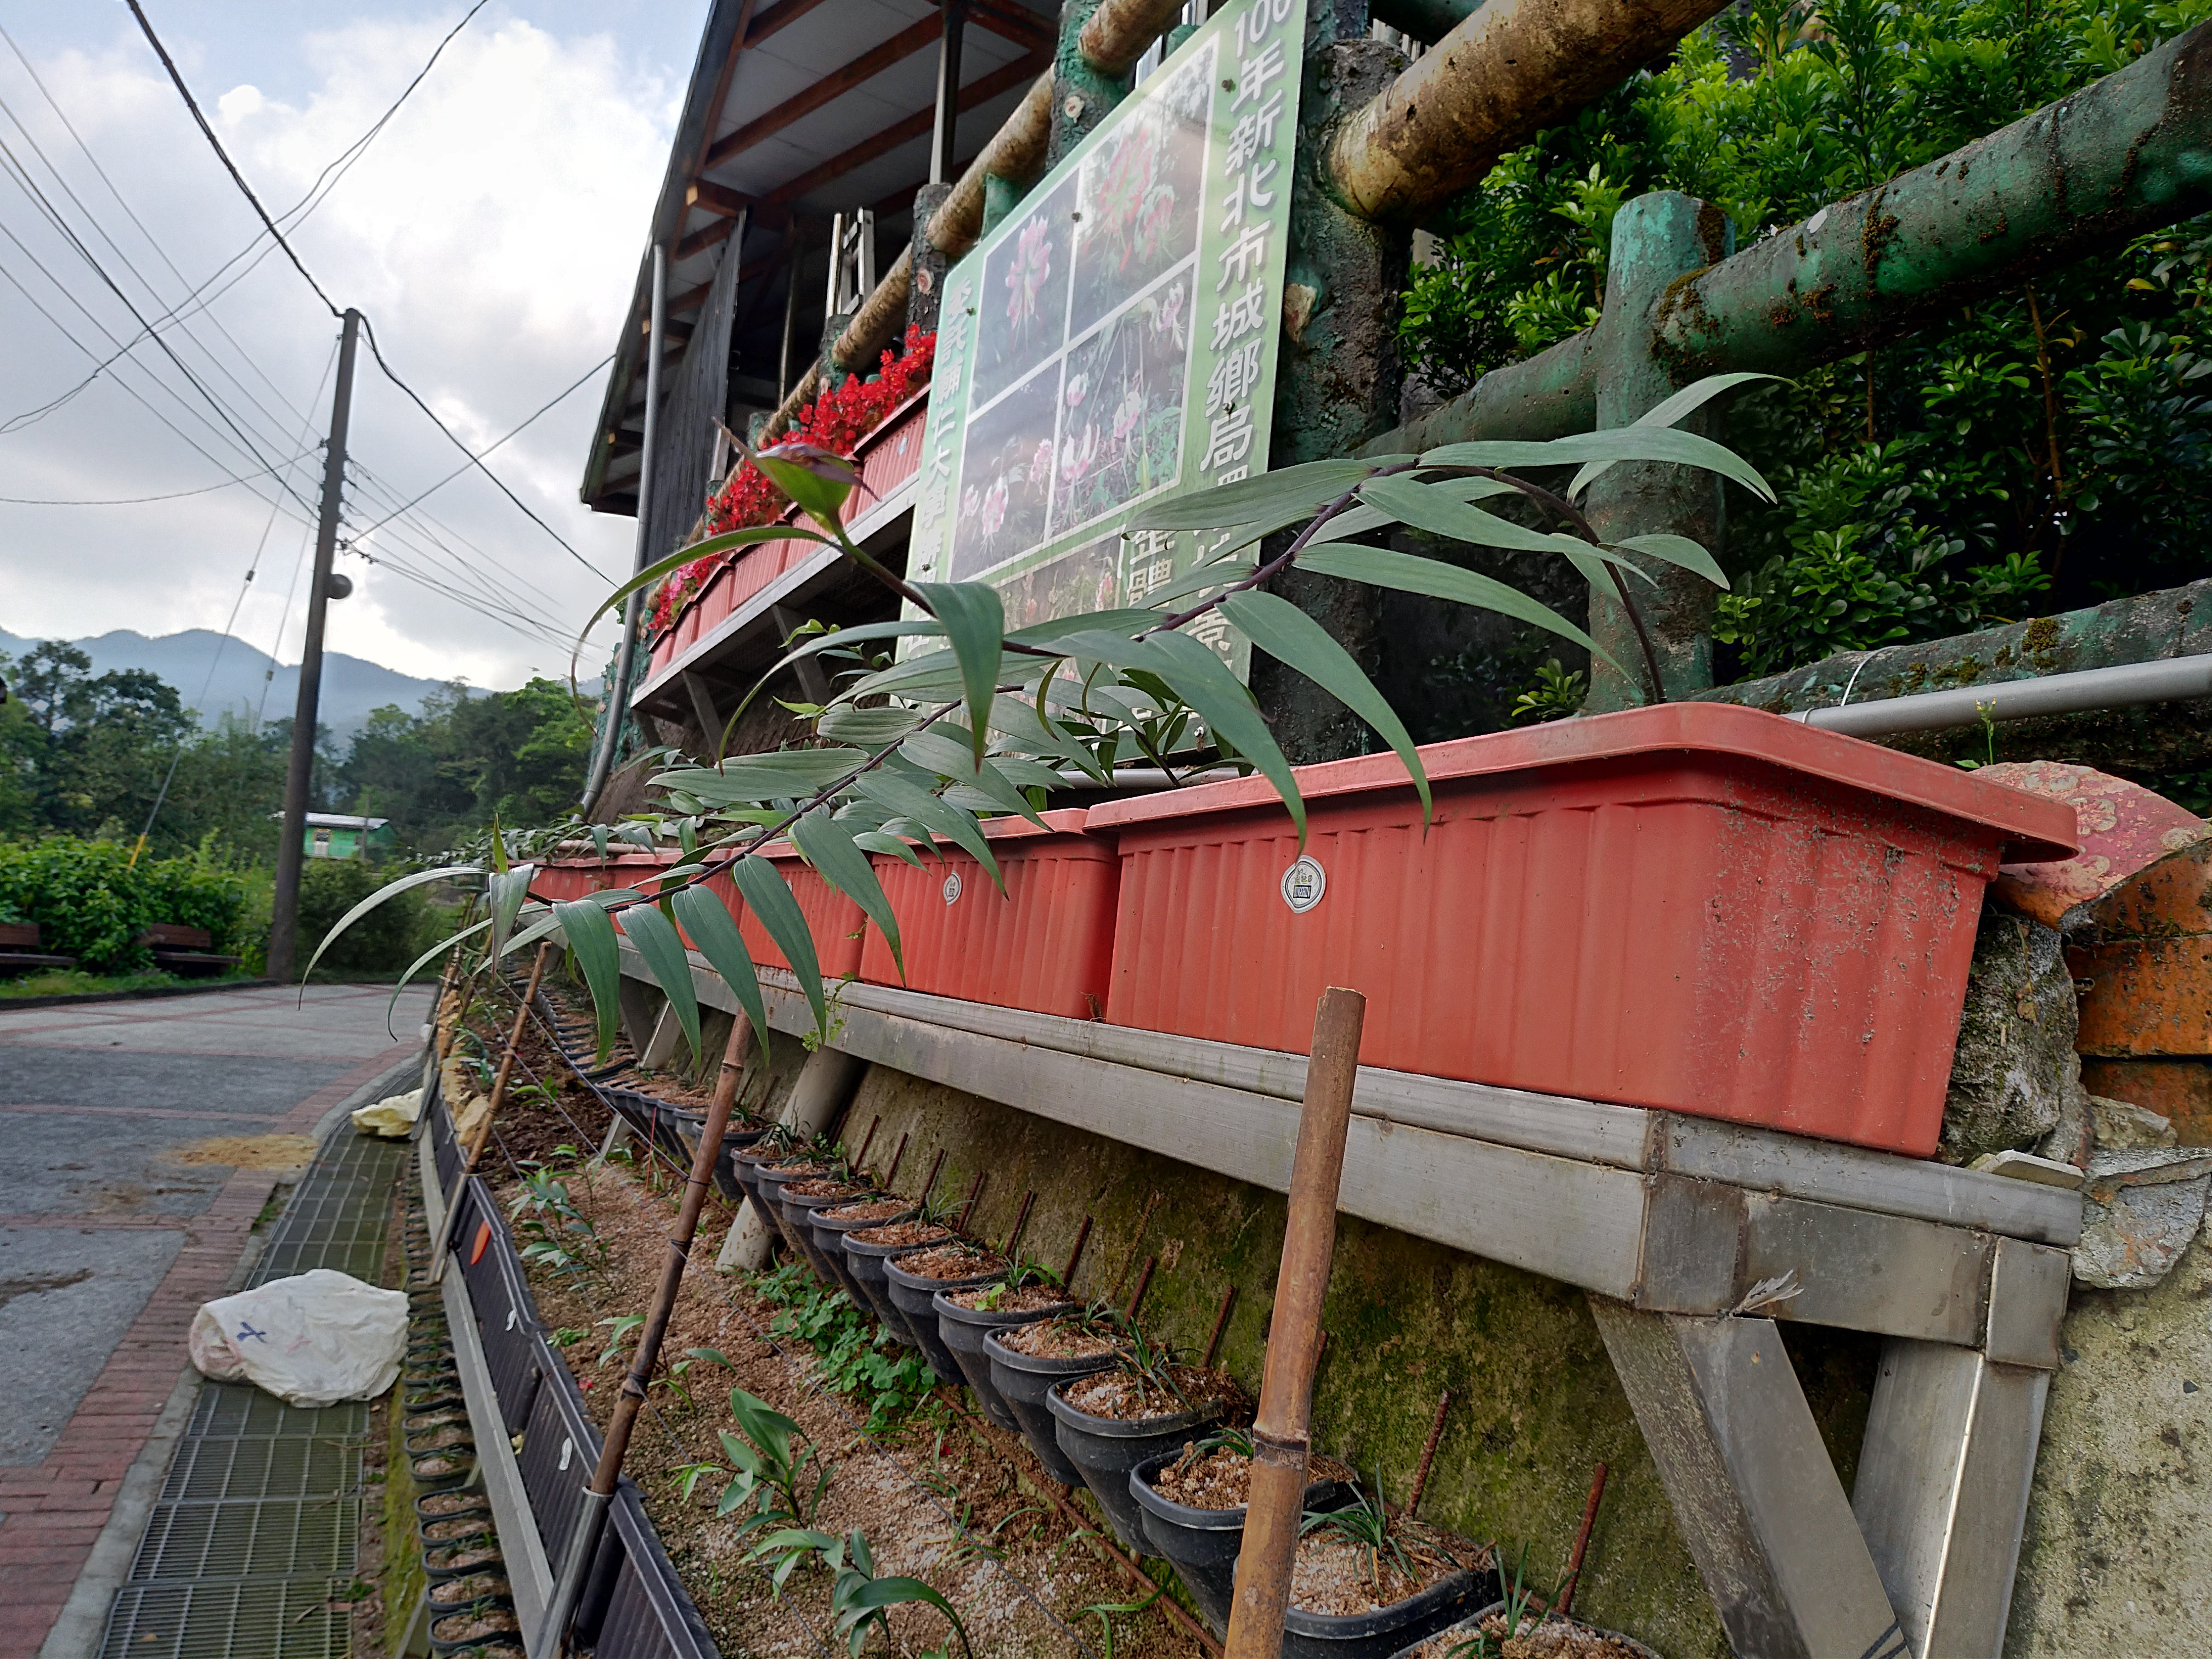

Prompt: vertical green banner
xmin=907 ymin=0 xmax=1307 ymax=675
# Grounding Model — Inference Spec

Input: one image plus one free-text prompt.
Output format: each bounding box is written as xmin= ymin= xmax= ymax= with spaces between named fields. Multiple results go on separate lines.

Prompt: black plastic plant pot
xmin=414 ymin=1490 xmax=490 ymax=1528
xmin=1410 ymin=1605 xmax=1658 ymax=1659
xmin=809 ymin=1205 xmax=917 ymax=1303
xmin=423 ymin=1541 xmax=505 ymax=1583
xmin=665 ymin=1114 xmax=765 ymax=1203
xmin=1046 ymin=1383 xmax=1224 ymax=1557
xmin=1279 ymin=1569 xmax=1491 ymax=1659
xmin=410 ymin=1454 xmax=474 ymax=1492
xmin=883 ymin=1261 xmax=1005 ymax=1387
xmin=933 ymin=1290 xmax=1074 ymax=1429
xmin=983 ymin=1331 xmax=1119 ymax=1487
xmin=427 ymin=1606 xmax=524 ymax=1656
xmin=1128 ymin=1451 xmax=1356 ymax=1635
xmin=754 ymin=1162 xmax=831 ymax=1257
xmin=781 ymin=1187 xmax=876 ymax=1288
xmin=840 ymin=1233 xmax=948 ymax=1342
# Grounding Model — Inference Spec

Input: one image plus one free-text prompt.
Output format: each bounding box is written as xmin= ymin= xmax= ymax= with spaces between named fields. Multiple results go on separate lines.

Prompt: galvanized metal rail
xmin=612 ymin=941 xmax=2075 ymax=1659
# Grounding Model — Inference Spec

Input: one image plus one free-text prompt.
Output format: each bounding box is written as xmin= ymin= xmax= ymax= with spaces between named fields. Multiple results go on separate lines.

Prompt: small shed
xmin=289 ymin=812 xmax=396 ymax=861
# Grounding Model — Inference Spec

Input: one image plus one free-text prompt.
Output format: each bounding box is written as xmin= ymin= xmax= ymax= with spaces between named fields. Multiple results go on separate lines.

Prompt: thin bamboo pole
xmin=539 ymin=1008 xmax=754 ymax=1652
xmin=1224 ymin=988 xmax=1365 ymax=1658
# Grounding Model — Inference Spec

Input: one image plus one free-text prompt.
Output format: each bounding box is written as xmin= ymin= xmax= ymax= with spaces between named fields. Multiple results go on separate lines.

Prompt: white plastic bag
xmin=352 ymin=1087 xmax=422 ymax=1138
xmin=188 ymin=1269 xmax=409 ymax=1406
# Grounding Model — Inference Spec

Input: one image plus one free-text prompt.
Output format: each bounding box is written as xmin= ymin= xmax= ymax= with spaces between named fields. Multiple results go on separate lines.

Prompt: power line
xmin=122 ymin=0 xmax=605 ymax=577
xmin=0 ymin=445 xmax=315 ymax=504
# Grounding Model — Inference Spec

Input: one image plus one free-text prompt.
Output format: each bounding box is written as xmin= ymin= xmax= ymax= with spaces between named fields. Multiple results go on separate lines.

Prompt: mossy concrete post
xmin=1582 ymin=191 xmax=1732 ymax=712
xmin=1050 ymin=0 xmax=1126 ymax=167
xmin=1252 ymin=30 xmax=1410 ymax=763
xmin=907 ymin=182 xmax=955 ymax=332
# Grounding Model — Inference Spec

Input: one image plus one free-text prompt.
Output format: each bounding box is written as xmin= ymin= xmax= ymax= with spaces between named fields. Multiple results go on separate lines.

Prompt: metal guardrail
xmin=420 ymin=1069 xmax=719 ymax=1659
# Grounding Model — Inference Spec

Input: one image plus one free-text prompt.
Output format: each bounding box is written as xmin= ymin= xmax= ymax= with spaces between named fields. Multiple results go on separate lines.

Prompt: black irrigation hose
xmin=481 ymin=975 xmax=1103 ymax=1658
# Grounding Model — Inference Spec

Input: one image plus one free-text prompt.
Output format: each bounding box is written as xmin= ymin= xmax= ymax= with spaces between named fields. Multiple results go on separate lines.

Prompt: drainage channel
xmin=99 ymin=1119 xmax=411 ymax=1658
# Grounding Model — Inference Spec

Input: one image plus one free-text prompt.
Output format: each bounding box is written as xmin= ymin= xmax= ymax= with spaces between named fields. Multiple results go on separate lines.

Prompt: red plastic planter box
xmin=1087 ymin=704 xmax=2076 ymax=1155
xmin=857 ymin=809 xmax=1120 ymax=1018
xmin=705 ymin=843 xmax=867 ymax=981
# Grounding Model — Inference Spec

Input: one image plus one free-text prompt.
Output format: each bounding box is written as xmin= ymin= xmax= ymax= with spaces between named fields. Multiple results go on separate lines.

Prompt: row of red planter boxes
xmin=535 ymin=703 xmax=2076 ymax=1159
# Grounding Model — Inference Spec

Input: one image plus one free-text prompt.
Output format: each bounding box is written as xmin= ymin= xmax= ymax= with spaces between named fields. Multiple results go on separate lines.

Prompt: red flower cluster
xmin=649 ymin=327 xmax=936 ymax=639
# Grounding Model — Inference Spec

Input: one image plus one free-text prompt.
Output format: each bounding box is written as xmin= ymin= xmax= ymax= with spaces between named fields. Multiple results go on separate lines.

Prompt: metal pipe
xmin=1797 ymin=653 xmax=2212 ymax=738
xmin=581 ymin=243 xmax=665 ymax=815
xmin=933 ymin=0 xmax=968 ymax=185
xmin=778 ymin=226 xmax=804 ymax=403
xmin=1224 ymin=987 xmax=1367 ymax=1658
xmin=540 ymin=1008 xmax=754 ymax=1653
xmin=1327 ymin=0 xmax=1729 ymax=224
xmin=1077 ymin=0 xmax=1188 ymax=76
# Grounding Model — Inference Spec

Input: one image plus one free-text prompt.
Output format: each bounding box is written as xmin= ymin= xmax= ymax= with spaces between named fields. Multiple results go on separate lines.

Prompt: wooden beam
xmin=769 ymin=51 xmax=1048 ymax=206
xmin=968 ymin=0 xmax=1056 ymax=50
xmin=676 ymin=213 xmax=741 ymax=261
xmin=704 ymin=13 xmax=944 ymax=172
xmin=686 ymin=179 xmax=755 ymax=218
xmin=743 ymin=0 xmax=833 ymax=50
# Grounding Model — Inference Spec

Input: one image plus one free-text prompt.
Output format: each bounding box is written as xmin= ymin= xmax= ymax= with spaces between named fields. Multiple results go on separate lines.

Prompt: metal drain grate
xmin=128 ymin=1499 xmax=358 ymax=1581
xmin=188 ymin=1382 xmax=369 ymax=1441
xmin=157 ymin=1434 xmax=362 ymax=1504
xmin=103 ymin=1121 xmax=412 ymax=1659
xmin=99 ymin=1578 xmax=354 ymax=1659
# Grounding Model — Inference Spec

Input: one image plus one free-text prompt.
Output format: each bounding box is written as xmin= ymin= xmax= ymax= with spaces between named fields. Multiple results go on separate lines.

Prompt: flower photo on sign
xmin=997 ymin=537 xmax=1121 ymax=631
xmin=1049 ymin=276 xmax=1193 ymax=537
xmin=974 ymin=179 xmax=1075 ymax=408
xmin=1070 ymin=46 xmax=1210 ymax=336
xmin=951 ymin=360 xmax=1060 ymax=578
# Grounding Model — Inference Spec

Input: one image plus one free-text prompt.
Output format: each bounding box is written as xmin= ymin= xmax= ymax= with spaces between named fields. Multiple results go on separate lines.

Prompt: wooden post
xmin=1224 ymin=987 xmax=1365 ymax=1657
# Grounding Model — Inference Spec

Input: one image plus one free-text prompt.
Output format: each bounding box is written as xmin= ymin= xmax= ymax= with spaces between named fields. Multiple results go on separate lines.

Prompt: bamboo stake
xmin=540 ymin=1008 xmax=754 ymax=1652
xmin=1224 ymin=988 xmax=1365 ymax=1659
xmin=456 ymin=942 xmax=552 ymax=1180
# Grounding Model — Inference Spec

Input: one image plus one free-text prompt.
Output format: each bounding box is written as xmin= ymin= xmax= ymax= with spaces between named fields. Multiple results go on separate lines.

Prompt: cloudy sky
xmin=0 ymin=1 xmax=705 ymax=690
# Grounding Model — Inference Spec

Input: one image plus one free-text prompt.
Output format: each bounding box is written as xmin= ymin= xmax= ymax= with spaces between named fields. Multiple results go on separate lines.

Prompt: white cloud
xmin=0 ymin=10 xmax=676 ymax=692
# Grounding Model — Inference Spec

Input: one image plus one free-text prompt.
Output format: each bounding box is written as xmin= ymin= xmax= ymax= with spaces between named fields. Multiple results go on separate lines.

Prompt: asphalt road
xmin=0 ymin=981 xmax=429 ymax=1656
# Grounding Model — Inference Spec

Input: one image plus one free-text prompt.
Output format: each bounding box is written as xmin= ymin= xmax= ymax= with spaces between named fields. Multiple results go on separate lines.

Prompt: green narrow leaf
xmin=1424 ymin=426 xmax=1775 ymax=503
xmin=1357 ymin=475 xmax=1589 ymax=556
xmin=386 ymin=917 xmax=490 ymax=1029
xmin=1611 ymin=532 xmax=1730 ymax=589
xmin=851 ymin=773 xmax=1001 ymax=891
xmin=1299 ymin=544 xmax=1623 ymax=678
xmin=752 ymin=450 xmax=855 ymax=525
xmin=1218 ymin=591 xmax=1430 ymax=822
xmin=853 ymin=831 xmax=925 ymax=868
xmin=896 ymin=729 xmax=1045 ymax=827
xmin=301 ymin=864 xmax=480 ymax=984
xmin=911 ymin=582 xmax=1006 ymax=765
xmin=622 ymin=902 xmax=702 ymax=1063
xmin=1144 ymin=630 xmax=1306 ymax=847
xmin=791 ymin=809 xmax=903 ymax=979
xmin=487 ymin=865 xmax=533 ymax=962
xmin=668 ymin=885 xmax=772 ymax=1066
xmin=1567 ymin=371 xmax=1781 ymax=496
xmin=817 ymin=705 xmax=923 ymax=747
xmin=1125 ymin=458 xmax=1392 ymax=531
xmin=552 ymin=898 xmax=624 ymax=1062
xmin=729 ymin=855 xmax=827 ymax=1034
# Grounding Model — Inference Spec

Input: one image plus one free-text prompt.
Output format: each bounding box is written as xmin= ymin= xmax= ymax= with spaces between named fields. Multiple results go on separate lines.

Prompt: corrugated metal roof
xmin=580 ymin=0 xmax=1052 ymax=514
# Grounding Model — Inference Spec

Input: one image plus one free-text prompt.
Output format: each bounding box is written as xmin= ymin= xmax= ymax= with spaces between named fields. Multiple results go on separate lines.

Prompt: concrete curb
xmin=1 ymin=977 xmax=273 ymax=1012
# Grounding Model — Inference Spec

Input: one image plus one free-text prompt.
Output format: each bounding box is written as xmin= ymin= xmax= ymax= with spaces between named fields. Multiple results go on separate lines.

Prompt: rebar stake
xmin=1407 ymin=1389 xmax=1452 ymax=1516
xmin=1203 ymin=1285 xmax=1238 ymax=1369
xmin=1062 ymin=1214 xmax=1092 ymax=1288
xmin=883 ymin=1131 xmax=909 ymax=1189
xmin=1124 ymin=1255 xmax=1157 ymax=1321
xmin=1002 ymin=1190 xmax=1035 ymax=1258
xmin=1555 ymin=1461 xmax=1610 ymax=1618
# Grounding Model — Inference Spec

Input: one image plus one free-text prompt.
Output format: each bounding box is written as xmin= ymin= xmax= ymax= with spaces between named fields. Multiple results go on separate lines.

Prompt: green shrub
xmin=295 ymin=857 xmax=428 ymax=977
xmin=137 ymin=846 xmax=250 ymax=954
xmin=0 ymin=838 xmax=157 ymax=969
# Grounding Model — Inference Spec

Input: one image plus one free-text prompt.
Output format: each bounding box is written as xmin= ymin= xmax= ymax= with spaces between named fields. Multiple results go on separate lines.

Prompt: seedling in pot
xmin=1302 ymin=1472 xmax=1418 ymax=1599
xmin=1444 ymin=1544 xmax=1548 ymax=1658
xmin=971 ymin=1251 xmax=1065 ymax=1312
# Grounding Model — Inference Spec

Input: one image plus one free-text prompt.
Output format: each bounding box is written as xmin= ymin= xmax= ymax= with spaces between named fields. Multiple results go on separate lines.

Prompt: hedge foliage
xmin=0 ymin=836 xmax=247 ymax=970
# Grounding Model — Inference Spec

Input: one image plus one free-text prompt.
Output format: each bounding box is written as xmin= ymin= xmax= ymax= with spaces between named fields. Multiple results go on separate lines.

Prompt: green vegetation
xmin=1396 ymin=0 xmax=2212 ymax=678
xmin=0 ymin=834 xmax=246 ymax=970
xmin=754 ymin=1263 xmax=939 ymax=1434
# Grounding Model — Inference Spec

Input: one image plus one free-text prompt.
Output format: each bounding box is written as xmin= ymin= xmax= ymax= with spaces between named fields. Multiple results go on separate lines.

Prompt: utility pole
xmin=266 ymin=307 xmax=361 ymax=983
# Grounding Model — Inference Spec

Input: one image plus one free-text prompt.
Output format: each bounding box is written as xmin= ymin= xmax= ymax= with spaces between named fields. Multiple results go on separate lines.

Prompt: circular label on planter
xmin=1280 ymin=855 xmax=1326 ymax=914
xmin=942 ymin=870 xmax=963 ymax=905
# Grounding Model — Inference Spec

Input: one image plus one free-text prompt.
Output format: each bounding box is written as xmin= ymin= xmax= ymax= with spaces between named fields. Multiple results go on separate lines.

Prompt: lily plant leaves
xmin=729 ymin=854 xmax=827 ymax=1035
xmin=300 ymin=864 xmax=481 ymax=986
xmin=911 ymin=581 xmax=1006 ymax=766
xmin=620 ymin=902 xmax=702 ymax=1064
xmin=668 ymin=884 xmax=773 ymax=1067
xmin=850 ymin=772 xmax=1001 ymax=892
xmin=1420 ymin=425 xmax=1775 ymax=504
xmin=1126 ymin=458 xmax=1393 ymax=531
xmin=487 ymin=865 xmax=535 ymax=963
xmin=1299 ymin=544 xmax=1622 ymax=678
xmin=552 ymin=897 xmax=624 ymax=1062
xmin=791 ymin=808 xmax=902 ymax=979
xmin=1566 ymin=372 xmax=1781 ymax=498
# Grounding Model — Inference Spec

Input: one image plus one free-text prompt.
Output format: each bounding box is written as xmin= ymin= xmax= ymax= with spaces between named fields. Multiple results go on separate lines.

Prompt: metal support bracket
xmin=1589 ymin=1303 xmax=1909 ymax=1659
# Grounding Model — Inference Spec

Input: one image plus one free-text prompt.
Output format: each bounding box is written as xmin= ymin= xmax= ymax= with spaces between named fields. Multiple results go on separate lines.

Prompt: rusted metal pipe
xmin=1002 ymin=1189 xmax=1035 ymax=1256
xmin=1224 ymin=988 xmax=1367 ymax=1658
xmin=1124 ymin=1255 xmax=1157 ymax=1320
xmin=1407 ymin=1388 xmax=1452 ymax=1515
xmin=957 ymin=1168 xmax=987 ymax=1233
xmin=540 ymin=1009 xmax=754 ymax=1652
xmin=1327 ymin=0 xmax=1729 ymax=224
xmin=927 ymin=71 xmax=1054 ymax=259
xmin=1062 ymin=1214 xmax=1093 ymax=1287
xmin=884 ymin=1130 xmax=910 ymax=1188
xmin=1076 ymin=0 xmax=1187 ymax=76
xmin=854 ymin=1114 xmax=881 ymax=1173
xmin=1555 ymin=1462 xmax=1610 ymax=1617
xmin=1203 ymin=1284 xmax=1238 ymax=1369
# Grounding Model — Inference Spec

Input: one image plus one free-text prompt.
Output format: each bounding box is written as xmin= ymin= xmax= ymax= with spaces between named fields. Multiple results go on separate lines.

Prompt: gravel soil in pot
xmin=1047 ymin=1362 xmax=1245 ymax=1556
xmin=1280 ymin=1509 xmax=1494 ymax=1659
xmin=882 ymin=1243 xmax=1008 ymax=1385
xmin=934 ymin=1283 xmax=1075 ymax=1429
xmin=426 ymin=1571 xmax=511 ymax=1610
xmin=754 ymin=1159 xmax=832 ymax=1257
xmin=809 ymin=1198 xmax=915 ymax=1301
xmin=984 ymin=1316 xmax=1126 ymax=1485
xmin=410 ymin=1452 xmax=474 ymax=1491
xmin=403 ymin=1408 xmax=469 ymax=1434
xmin=1395 ymin=1607 xmax=1663 ymax=1658
xmin=414 ymin=1490 xmax=489 ymax=1525
xmin=778 ymin=1179 xmax=874 ymax=1285
xmin=424 ymin=1539 xmax=504 ymax=1581
xmin=405 ymin=1423 xmax=475 ymax=1455
xmin=421 ymin=1516 xmax=497 ymax=1546
xmin=428 ymin=1605 xmax=522 ymax=1655
xmin=840 ymin=1221 xmax=952 ymax=1339
xmin=1130 ymin=1438 xmax=1356 ymax=1634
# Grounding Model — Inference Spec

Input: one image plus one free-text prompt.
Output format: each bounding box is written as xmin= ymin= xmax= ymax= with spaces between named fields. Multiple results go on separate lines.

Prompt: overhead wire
xmin=0 ymin=444 xmax=315 ymax=505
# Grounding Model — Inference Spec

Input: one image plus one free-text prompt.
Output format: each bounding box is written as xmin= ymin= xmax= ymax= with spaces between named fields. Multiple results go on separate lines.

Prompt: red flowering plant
xmin=646 ymin=326 xmax=936 ymax=642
